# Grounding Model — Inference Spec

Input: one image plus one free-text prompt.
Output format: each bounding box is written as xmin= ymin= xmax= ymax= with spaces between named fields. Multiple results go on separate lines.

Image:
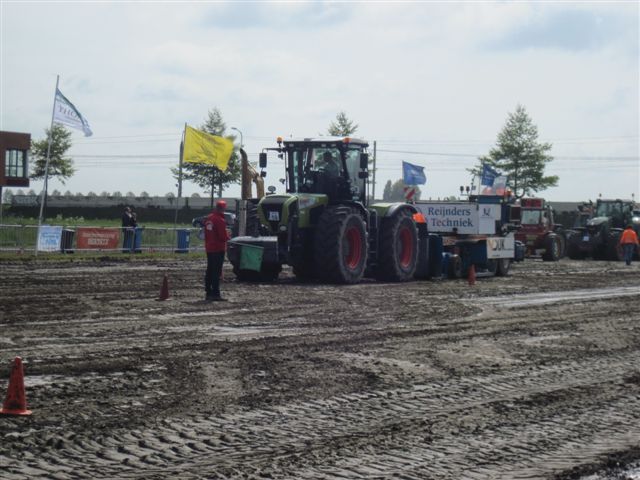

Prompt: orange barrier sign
xmin=77 ymin=228 xmax=121 ymax=250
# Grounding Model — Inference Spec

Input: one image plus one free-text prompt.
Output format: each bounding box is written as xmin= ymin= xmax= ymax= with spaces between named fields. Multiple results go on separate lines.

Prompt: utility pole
xmin=372 ymin=140 xmax=377 ymax=201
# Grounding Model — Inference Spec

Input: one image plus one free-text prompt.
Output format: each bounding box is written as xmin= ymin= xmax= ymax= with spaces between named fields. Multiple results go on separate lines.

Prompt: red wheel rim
xmin=399 ymin=227 xmax=413 ymax=268
xmin=345 ymin=226 xmax=362 ymax=269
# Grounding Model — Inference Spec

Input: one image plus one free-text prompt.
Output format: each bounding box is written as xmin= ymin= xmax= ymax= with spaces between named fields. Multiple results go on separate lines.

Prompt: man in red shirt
xmin=204 ymin=200 xmax=231 ymax=301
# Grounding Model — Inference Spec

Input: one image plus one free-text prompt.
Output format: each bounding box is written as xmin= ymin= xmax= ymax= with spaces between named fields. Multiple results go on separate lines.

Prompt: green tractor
xmin=566 ymin=198 xmax=639 ymax=260
xmin=227 ymin=137 xmax=420 ymax=283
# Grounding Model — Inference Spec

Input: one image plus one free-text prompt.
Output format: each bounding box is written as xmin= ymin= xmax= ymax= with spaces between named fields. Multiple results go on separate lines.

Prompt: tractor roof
xmin=283 ymin=136 xmax=368 ymax=147
xmin=597 ymin=198 xmax=635 ymax=204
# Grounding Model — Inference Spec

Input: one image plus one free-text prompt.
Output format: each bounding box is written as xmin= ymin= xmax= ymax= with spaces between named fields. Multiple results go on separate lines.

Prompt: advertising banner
xmin=76 ymin=228 xmax=120 ymax=250
xmin=415 ymin=202 xmax=503 ymax=235
xmin=37 ymin=226 xmax=63 ymax=252
xmin=415 ymin=203 xmax=478 ymax=234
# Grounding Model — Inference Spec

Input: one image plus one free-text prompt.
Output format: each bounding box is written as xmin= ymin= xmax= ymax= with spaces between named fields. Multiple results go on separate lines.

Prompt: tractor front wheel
xmin=314 ymin=207 xmax=368 ymax=284
xmin=376 ymin=211 xmax=418 ymax=282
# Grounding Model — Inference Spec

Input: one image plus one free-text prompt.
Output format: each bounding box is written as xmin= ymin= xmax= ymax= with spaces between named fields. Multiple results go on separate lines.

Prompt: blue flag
xmin=402 ymin=161 xmax=426 ymax=186
xmin=481 ymin=164 xmax=499 ymax=186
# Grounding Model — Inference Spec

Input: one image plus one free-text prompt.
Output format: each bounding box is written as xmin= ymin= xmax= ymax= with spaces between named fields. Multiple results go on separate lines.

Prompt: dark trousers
xmin=623 ymin=244 xmax=636 ymax=265
xmin=205 ymin=252 xmax=225 ymax=297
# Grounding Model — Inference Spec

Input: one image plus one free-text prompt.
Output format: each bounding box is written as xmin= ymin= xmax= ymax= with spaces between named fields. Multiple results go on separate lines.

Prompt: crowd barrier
xmin=0 ymin=224 xmax=205 ymax=254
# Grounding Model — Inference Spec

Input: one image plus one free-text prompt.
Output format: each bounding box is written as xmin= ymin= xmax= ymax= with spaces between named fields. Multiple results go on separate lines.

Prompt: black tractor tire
xmin=447 ymin=255 xmax=463 ymax=279
xmin=376 ymin=210 xmax=418 ymax=282
xmin=607 ymin=232 xmax=624 ymax=261
xmin=557 ymin=232 xmax=567 ymax=258
xmin=542 ymin=234 xmax=561 ymax=261
xmin=496 ymin=258 xmax=511 ymax=276
xmin=314 ymin=206 xmax=368 ymax=284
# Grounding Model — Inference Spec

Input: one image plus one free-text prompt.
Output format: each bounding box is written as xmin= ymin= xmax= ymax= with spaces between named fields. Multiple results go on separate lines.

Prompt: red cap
xmin=216 ymin=200 xmax=227 ymax=210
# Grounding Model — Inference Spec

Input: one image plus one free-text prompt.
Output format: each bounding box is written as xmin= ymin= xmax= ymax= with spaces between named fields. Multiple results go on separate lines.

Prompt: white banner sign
xmin=415 ymin=202 xmax=503 ymax=235
xmin=37 ymin=226 xmax=63 ymax=252
xmin=486 ymin=233 xmax=515 ymax=259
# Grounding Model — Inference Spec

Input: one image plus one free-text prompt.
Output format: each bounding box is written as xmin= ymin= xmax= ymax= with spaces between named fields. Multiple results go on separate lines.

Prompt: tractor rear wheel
xmin=542 ymin=234 xmax=561 ymax=261
xmin=376 ymin=211 xmax=418 ymax=282
xmin=314 ymin=206 xmax=368 ymax=284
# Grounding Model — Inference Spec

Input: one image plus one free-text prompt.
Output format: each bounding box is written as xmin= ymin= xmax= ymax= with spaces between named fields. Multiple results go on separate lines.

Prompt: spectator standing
xmin=121 ymin=206 xmax=134 ymax=252
xmin=204 ymin=200 xmax=230 ymax=301
xmin=619 ymin=225 xmax=639 ymax=266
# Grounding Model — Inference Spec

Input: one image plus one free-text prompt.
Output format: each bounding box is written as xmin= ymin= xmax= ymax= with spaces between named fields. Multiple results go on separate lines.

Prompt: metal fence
xmin=0 ymin=224 xmax=206 ymax=254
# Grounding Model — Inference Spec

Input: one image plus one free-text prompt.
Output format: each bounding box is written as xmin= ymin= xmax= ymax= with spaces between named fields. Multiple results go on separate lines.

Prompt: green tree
xmin=473 ymin=105 xmax=557 ymax=198
xmin=382 ymin=180 xmax=393 ymax=201
xmin=30 ymin=124 xmax=75 ymax=187
xmin=173 ymin=108 xmax=241 ymax=208
xmin=328 ymin=111 xmax=359 ymax=136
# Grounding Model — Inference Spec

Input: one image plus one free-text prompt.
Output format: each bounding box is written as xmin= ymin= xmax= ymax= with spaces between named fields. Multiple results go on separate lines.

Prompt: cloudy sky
xmin=1 ymin=1 xmax=638 ymax=201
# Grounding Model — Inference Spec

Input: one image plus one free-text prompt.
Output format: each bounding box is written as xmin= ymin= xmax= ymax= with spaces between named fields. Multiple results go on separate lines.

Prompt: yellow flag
xmin=183 ymin=125 xmax=234 ymax=171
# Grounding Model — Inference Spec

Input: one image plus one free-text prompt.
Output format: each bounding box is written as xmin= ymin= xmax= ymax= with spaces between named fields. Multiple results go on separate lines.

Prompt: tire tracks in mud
xmin=2 ymin=260 xmax=640 ymax=478
xmin=3 ymin=350 xmax=639 ymax=478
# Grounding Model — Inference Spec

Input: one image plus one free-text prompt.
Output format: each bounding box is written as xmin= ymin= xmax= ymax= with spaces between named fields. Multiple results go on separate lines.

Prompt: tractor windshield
xmin=521 ymin=210 xmax=542 ymax=225
xmin=596 ymin=201 xmax=623 ymax=219
xmin=289 ymin=147 xmax=342 ymax=187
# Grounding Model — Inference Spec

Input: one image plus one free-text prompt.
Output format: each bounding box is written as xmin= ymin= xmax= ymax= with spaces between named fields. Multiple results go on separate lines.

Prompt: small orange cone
xmin=158 ymin=274 xmax=169 ymax=301
xmin=468 ymin=264 xmax=476 ymax=286
xmin=0 ymin=356 xmax=32 ymax=416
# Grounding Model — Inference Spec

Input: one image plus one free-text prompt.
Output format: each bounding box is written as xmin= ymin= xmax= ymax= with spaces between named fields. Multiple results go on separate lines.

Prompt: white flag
xmin=53 ymin=88 xmax=93 ymax=137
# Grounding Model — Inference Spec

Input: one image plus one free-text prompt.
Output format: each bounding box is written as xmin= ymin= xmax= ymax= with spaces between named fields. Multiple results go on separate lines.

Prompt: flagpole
xmin=174 ymin=123 xmax=186 ymax=228
xmin=37 ymin=74 xmax=60 ymax=253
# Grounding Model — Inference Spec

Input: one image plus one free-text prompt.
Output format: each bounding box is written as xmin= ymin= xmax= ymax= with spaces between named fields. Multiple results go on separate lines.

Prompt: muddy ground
xmin=0 ymin=257 xmax=639 ymax=479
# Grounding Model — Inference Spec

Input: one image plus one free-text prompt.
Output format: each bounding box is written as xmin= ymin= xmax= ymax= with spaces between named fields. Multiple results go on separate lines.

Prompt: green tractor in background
xmin=566 ymin=198 xmax=639 ymax=260
xmin=227 ymin=137 xmax=419 ymax=283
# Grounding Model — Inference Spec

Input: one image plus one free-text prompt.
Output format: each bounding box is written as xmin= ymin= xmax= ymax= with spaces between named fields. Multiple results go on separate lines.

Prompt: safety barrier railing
xmin=0 ymin=224 xmax=206 ymax=254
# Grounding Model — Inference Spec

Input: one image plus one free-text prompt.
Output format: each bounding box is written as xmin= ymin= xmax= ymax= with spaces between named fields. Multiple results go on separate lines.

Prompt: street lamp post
xmin=230 ymin=127 xmax=243 ymax=149
xmin=231 ymin=127 xmax=246 ymax=236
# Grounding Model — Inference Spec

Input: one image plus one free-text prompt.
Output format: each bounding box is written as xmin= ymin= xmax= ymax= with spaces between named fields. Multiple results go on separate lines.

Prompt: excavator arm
xmin=241 ymin=148 xmax=264 ymax=200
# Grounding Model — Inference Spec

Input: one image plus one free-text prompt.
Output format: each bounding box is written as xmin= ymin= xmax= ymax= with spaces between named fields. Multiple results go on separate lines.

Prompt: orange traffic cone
xmin=468 ymin=264 xmax=476 ymax=286
xmin=158 ymin=274 xmax=169 ymax=301
xmin=0 ymin=357 xmax=32 ymax=416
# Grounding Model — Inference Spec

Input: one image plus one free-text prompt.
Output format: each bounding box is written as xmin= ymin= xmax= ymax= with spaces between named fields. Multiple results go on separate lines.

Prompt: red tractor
xmin=515 ymin=198 xmax=566 ymax=261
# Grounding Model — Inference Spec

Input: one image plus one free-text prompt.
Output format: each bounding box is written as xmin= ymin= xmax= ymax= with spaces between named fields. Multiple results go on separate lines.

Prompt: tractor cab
xmin=257 ymin=137 xmax=369 ymax=204
xmin=278 ymin=137 xmax=369 ymax=204
xmin=592 ymin=199 xmax=633 ymax=229
xmin=516 ymin=198 xmax=566 ymax=260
